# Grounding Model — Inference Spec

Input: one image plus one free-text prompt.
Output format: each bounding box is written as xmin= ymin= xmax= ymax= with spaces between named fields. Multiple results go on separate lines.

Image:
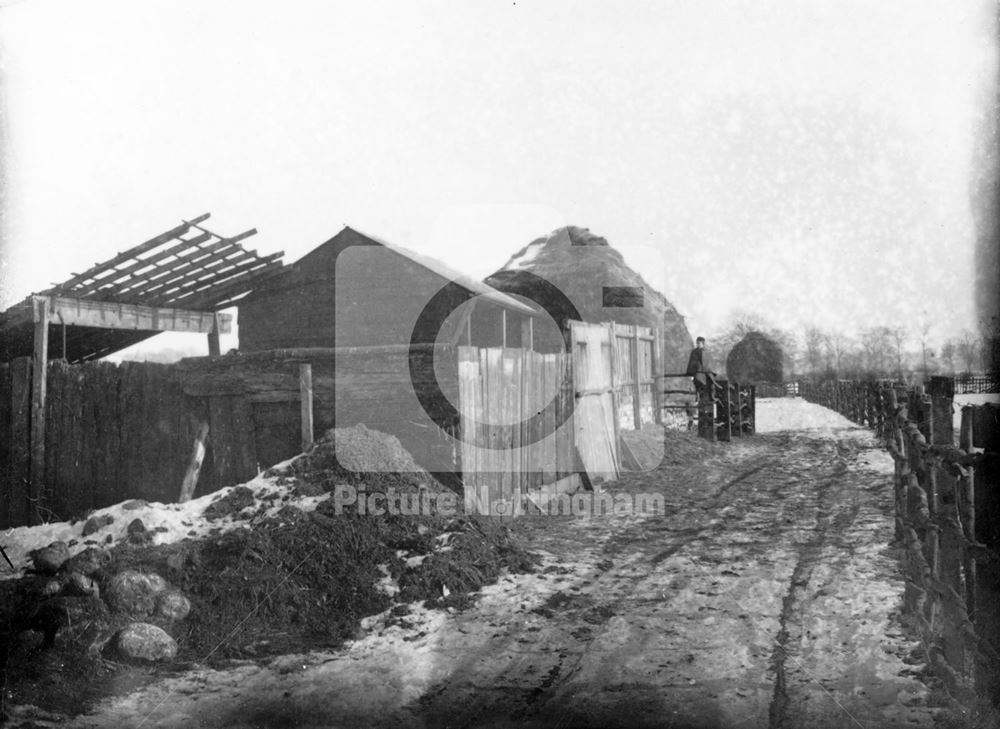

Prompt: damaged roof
xmin=0 ymin=214 xmax=284 ymax=363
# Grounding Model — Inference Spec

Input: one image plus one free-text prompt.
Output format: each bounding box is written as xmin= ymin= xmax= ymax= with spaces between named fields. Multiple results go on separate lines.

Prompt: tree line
xmin=709 ymin=310 xmax=999 ymax=382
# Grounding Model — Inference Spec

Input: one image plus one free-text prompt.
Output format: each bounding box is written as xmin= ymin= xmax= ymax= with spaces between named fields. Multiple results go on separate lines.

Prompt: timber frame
xmin=0 ymin=213 xmax=284 ymax=524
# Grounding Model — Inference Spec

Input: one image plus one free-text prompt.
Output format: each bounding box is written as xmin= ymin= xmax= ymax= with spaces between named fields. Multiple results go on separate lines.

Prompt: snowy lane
xmin=20 ymin=400 xmax=940 ymax=729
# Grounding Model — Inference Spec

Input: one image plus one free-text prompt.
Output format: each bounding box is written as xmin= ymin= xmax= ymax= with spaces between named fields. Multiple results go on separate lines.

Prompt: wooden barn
xmin=231 ymin=226 xmax=547 ymax=493
xmin=239 ymin=226 xmax=538 ymax=352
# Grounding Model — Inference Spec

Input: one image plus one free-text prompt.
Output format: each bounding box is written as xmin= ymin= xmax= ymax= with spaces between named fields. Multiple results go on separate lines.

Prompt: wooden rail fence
xmin=801 ymin=377 xmax=1000 ymax=704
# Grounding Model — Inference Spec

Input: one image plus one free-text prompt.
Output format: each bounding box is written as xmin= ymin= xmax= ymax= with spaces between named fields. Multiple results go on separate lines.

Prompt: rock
xmin=127 ymin=518 xmax=146 ymax=535
xmin=121 ymin=499 xmax=149 ymax=511
xmin=203 ymin=486 xmax=256 ymax=520
xmin=104 ymin=570 xmax=169 ymax=617
xmin=275 ymin=504 xmax=305 ymax=523
xmin=63 ymin=547 xmax=110 ymax=576
xmin=155 ymin=590 xmax=191 ymax=621
xmin=82 ymin=514 xmax=114 ymax=536
xmin=126 ymin=518 xmax=152 ymax=545
xmin=30 ymin=542 xmax=70 ymax=574
xmin=42 ymin=579 xmax=63 ymax=597
xmin=115 ymin=622 xmax=177 ymax=662
xmin=292 ymin=480 xmax=325 ymax=498
xmin=29 ymin=596 xmax=113 ymax=653
xmin=64 ymin=572 xmax=100 ymax=598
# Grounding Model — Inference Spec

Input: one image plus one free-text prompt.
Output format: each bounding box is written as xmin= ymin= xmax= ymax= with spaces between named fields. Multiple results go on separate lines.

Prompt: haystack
xmin=725 ymin=331 xmax=784 ymax=384
xmin=484 ymin=226 xmax=692 ymax=371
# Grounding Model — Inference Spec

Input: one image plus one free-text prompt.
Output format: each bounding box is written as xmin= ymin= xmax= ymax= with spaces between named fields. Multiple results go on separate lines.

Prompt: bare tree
xmin=803 ymin=326 xmax=825 ymax=377
xmin=917 ymin=315 xmax=933 ymax=379
xmin=861 ymin=326 xmax=892 ymax=377
xmin=824 ymin=330 xmax=850 ymax=378
xmin=888 ymin=326 xmax=907 ymax=380
xmin=940 ymin=340 xmax=956 ymax=374
xmin=956 ymin=329 xmax=979 ymax=374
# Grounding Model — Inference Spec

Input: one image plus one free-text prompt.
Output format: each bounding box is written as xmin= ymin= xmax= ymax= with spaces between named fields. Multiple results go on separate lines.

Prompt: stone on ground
xmin=104 ymin=570 xmax=169 ymax=617
xmin=115 ymin=622 xmax=178 ymax=662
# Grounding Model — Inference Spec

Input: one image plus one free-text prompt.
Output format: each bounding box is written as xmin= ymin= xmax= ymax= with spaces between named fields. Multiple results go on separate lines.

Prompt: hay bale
xmin=725 ymin=331 xmax=784 ymax=384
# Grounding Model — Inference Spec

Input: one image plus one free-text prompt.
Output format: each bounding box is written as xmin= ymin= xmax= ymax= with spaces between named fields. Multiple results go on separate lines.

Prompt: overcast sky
xmin=0 ymin=0 xmax=996 ymax=357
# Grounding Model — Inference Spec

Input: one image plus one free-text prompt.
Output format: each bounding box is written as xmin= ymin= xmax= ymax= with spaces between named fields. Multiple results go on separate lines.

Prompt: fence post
xmin=299 ymin=363 xmax=314 ymax=452
xmin=928 ymin=376 xmax=954 ymax=446
xmin=652 ymin=330 xmax=662 ymax=424
xmin=631 ymin=326 xmax=642 ymax=430
xmin=30 ymin=297 xmax=50 ymax=526
xmin=959 ymin=406 xmax=973 ymax=452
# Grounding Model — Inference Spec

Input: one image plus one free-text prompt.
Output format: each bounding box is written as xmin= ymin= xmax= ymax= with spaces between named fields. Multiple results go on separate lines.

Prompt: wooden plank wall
xmin=0 ymin=358 xmax=259 ymax=528
xmin=458 ymin=346 xmax=574 ymax=515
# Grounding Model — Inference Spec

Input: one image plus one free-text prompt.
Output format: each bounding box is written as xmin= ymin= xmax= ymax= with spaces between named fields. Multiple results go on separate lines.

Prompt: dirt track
xmin=47 ymin=404 xmax=938 ymax=729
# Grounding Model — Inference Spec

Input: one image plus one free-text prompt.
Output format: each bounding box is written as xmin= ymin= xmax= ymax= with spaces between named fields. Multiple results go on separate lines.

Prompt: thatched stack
xmin=484 ymin=226 xmax=693 ymax=371
xmin=725 ymin=331 xmax=784 ymax=384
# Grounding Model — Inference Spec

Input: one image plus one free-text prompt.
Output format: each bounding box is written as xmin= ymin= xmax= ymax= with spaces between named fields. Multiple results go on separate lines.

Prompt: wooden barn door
xmin=457 ymin=346 xmax=575 ymax=515
xmin=569 ymin=321 xmax=620 ymax=484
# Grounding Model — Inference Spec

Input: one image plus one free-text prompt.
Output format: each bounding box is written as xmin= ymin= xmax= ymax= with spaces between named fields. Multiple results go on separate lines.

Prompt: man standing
xmin=686 ymin=336 xmax=713 ymax=396
xmin=686 ymin=336 xmax=718 ymax=434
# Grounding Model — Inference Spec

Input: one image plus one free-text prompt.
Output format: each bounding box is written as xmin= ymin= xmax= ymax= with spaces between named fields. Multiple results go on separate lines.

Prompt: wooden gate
xmin=610 ymin=322 xmax=659 ymax=430
xmin=569 ymin=321 xmax=621 ymax=483
xmin=457 ymin=347 xmax=576 ymax=515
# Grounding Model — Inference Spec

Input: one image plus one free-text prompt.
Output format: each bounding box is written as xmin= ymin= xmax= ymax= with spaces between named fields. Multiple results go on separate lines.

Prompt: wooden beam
xmin=126 ymin=234 xmax=260 ymax=301
xmin=77 ymin=231 xmax=214 ymax=298
xmin=166 ymin=251 xmax=283 ymax=304
xmin=300 ymin=363 xmax=314 ymax=451
xmin=182 ymin=259 xmax=285 ymax=309
xmin=40 ymin=295 xmax=232 ymax=334
xmin=85 ymin=233 xmax=227 ymax=300
xmin=51 ymin=214 xmax=211 ymax=292
xmin=30 ymin=297 xmax=49 ymax=525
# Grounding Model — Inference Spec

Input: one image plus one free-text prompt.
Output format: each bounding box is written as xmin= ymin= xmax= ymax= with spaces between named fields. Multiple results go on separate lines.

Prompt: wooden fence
xmin=0 ymin=358 xmax=257 ymax=528
xmin=801 ymin=377 xmax=1000 ymax=704
xmin=2 ymin=331 xmax=644 ymax=525
xmin=954 ymin=374 xmax=1000 ymax=395
xmin=457 ymin=347 xmax=578 ymax=515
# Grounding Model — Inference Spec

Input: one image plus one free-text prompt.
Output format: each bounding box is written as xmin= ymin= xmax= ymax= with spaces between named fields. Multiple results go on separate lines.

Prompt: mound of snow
xmin=755 ymin=397 xmax=859 ymax=433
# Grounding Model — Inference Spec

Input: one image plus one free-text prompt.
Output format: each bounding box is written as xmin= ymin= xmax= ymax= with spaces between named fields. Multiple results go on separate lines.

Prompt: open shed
xmin=0 ymin=214 xmax=285 ymax=525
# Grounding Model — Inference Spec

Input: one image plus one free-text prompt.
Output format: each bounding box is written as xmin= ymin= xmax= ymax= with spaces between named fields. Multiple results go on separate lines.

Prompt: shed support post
xmin=300 ymin=363 xmax=314 ymax=451
xmin=207 ymin=312 xmax=222 ymax=356
xmin=30 ymin=296 xmax=50 ymax=525
xmin=501 ymin=310 xmax=507 ymax=349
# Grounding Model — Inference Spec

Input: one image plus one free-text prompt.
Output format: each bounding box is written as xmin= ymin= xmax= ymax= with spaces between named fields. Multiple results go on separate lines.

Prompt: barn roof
xmin=343 ymin=227 xmax=538 ymax=317
xmin=0 ymin=214 xmax=284 ymax=363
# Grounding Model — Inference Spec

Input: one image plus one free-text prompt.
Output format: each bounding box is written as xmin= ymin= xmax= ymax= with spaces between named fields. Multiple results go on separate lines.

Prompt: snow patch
xmin=0 ymin=456 xmax=319 ymax=579
xmin=506 ymin=241 xmax=544 ymax=269
xmin=755 ymin=397 xmax=859 ymax=433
